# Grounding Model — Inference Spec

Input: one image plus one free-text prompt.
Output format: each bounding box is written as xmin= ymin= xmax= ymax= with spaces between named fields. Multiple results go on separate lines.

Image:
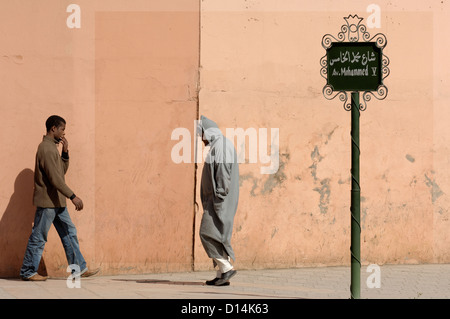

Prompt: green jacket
xmin=33 ymin=136 xmax=74 ymax=208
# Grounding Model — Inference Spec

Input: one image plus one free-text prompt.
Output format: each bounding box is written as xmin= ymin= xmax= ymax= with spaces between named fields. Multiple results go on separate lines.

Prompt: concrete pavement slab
xmin=0 ymin=264 xmax=449 ymax=299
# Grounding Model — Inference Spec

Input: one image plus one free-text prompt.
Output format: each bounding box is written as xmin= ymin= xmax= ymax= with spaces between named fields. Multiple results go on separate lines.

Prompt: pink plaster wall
xmin=1 ymin=0 xmax=450 ymax=278
xmin=0 ymin=0 xmax=200 ymax=278
xmin=195 ymin=0 xmax=450 ymax=270
xmin=94 ymin=10 xmax=199 ymax=274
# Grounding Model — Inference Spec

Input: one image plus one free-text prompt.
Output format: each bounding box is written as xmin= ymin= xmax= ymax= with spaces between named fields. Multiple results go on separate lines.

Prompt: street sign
xmin=320 ymin=15 xmax=389 ymax=299
xmin=320 ymin=14 xmax=389 ymax=111
xmin=327 ymin=42 xmax=382 ymax=92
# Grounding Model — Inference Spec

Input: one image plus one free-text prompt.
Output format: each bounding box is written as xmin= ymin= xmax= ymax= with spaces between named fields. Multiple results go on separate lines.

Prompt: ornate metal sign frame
xmin=320 ymin=15 xmax=390 ymax=111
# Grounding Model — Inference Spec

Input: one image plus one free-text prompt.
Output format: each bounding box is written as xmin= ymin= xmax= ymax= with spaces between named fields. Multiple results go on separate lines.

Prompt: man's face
xmin=202 ymin=131 xmax=209 ymax=146
xmin=52 ymin=123 xmax=66 ymax=141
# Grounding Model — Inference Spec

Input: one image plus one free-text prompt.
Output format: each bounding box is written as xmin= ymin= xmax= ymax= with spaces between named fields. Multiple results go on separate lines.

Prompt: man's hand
xmin=60 ymin=137 xmax=69 ymax=153
xmin=71 ymin=196 xmax=84 ymax=211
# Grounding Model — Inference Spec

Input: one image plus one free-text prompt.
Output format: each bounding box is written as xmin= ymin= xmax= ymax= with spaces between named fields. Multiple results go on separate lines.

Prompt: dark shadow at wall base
xmin=0 ymin=169 xmax=47 ymax=278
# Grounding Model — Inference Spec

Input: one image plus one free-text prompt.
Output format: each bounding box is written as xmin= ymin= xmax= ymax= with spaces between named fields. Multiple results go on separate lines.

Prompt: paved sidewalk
xmin=0 ymin=264 xmax=449 ymax=299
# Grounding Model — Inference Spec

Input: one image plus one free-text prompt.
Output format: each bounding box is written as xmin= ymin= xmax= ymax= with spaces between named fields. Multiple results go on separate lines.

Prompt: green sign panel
xmin=327 ymin=42 xmax=382 ymax=91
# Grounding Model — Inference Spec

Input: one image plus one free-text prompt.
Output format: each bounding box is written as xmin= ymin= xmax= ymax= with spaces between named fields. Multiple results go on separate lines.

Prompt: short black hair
xmin=45 ymin=115 xmax=66 ymax=132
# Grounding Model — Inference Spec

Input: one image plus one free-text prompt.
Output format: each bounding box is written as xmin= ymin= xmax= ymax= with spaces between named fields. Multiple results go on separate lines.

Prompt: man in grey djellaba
xmin=197 ymin=115 xmax=239 ymax=286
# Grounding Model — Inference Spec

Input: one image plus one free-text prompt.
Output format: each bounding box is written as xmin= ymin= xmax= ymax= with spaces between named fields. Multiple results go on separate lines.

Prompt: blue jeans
xmin=20 ymin=207 xmax=87 ymax=279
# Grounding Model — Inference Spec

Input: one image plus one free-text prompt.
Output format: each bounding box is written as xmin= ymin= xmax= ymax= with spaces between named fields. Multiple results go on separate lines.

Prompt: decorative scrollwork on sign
xmin=320 ymin=55 xmax=328 ymax=79
xmin=343 ymin=15 xmax=369 ymax=42
xmin=322 ymin=15 xmax=370 ymax=49
xmin=369 ymin=33 xmax=387 ymax=49
xmin=323 ymin=85 xmax=351 ymax=111
xmin=360 ymin=85 xmax=388 ymax=111
xmin=320 ymin=14 xmax=389 ymax=111
xmin=322 ymin=33 xmax=340 ymax=50
xmin=382 ymin=55 xmax=390 ymax=80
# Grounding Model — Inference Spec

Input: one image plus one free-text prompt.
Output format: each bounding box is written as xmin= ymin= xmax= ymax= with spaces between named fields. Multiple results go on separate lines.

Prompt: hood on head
xmin=197 ymin=115 xmax=222 ymax=143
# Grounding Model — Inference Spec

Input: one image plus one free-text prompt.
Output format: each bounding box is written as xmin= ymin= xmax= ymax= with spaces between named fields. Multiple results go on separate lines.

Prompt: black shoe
xmin=206 ymin=277 xmax=220 ymax=285
xmin=215 ymin=269 xmax=237 ymax=286
xmin=206 ymin=277 xmax=230 ymax=286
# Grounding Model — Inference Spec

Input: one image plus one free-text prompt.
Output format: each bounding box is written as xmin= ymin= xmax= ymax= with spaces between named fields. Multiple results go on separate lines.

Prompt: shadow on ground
xmin=113 ymin=279 xmax=206 ymax=286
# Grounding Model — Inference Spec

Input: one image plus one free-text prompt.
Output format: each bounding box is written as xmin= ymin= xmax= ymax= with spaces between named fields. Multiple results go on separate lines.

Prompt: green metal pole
xmin=350 ymin=92 xmax=361 ymax=299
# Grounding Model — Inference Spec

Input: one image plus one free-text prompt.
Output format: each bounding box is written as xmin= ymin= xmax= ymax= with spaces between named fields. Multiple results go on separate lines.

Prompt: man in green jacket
xmin=20 ymin=115 xmax=99 ymax=281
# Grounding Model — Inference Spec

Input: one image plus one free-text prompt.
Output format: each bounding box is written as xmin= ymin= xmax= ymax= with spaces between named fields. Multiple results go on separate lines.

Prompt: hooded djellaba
xmin=197 ymin=115 xmax=239 ymax=285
